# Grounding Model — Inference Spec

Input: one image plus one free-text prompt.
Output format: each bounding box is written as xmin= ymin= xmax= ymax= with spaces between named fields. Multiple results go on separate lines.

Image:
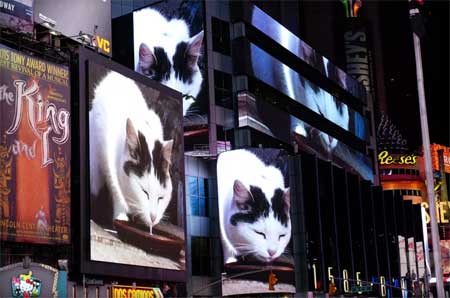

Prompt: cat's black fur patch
xmin=230 ymin=186 xmax=270 ymax=225
xmin=152 ymin=140 xmax=168 ymax=186
xmin=152 ymin=47 xmax=171 ymax=82
xmin=173 ymin=41 xmax=194 ymax=84
xmin=271 ymin=188 xmax=289 ymax=227
xmin=123 ymin=131 xmax=152 ymax=177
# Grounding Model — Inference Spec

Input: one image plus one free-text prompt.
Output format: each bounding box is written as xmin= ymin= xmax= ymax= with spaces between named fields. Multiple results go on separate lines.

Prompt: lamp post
xmin=409 ymin=2 xmax=445 ymax=296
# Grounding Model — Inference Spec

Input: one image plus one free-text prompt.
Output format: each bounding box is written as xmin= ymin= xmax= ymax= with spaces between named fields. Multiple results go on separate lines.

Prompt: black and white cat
xmin=133 ymin=7 xmax=204 ymax=116
xmin=217 ymin=149 xmax=291 ymax=264
xmin=89 ymin=71 xmax=173 ymax=234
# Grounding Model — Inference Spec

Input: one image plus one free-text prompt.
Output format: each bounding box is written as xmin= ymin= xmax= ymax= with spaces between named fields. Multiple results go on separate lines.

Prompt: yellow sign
xmin=111 ymin=285 xmax=163 ymax=298
xmin=421 ymin=202 xmax=450 ymax=224
xmin=378 ymin=151 xmax=417 ymax=165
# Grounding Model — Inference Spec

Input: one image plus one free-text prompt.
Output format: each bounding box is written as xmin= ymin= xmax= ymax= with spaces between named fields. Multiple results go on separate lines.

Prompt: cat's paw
xmin=115 ymin=213 xmax=129 ymax=221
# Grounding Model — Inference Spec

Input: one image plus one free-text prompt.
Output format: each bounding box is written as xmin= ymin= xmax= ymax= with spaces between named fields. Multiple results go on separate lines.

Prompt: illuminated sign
xmin=11 ymin=271 xmax=42 ymax=298
xmin=378 ymin=151 xmax=417 ymax=165
xmin=430 ymin=144 xmax=450 ymax=173
xmin=111 ymin=285 xmax=163 ymax=298
xmin=421 ymin=201 xmax=450 ymax=224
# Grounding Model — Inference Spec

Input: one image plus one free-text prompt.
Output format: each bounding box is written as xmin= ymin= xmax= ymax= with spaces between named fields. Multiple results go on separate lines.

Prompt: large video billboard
xmin=88 ymin=61 xmax=185 ymax=271
xmin=217 ymin=148 xmax=295 ymax=295
xmin=133 ymin=0 xmax=208 ymax=129
xmin=0 ymin=0 xmax=34 ymax=33
xmin=34 ymin=0 xmax=112 ymax=56
xmin=0 ymin=43 xmax=71 ymax=244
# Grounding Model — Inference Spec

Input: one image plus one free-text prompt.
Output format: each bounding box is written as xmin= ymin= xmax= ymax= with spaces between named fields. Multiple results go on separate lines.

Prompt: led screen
xmin=0 ymin=0 xmax=33 ymax=33
xmin=0 ymin=43 xmax=71 ymax=244
xmin=217 ymin=148 xmax=295 ymax=295
xmin=249 ymin=42 xmax=368 ymax=142
xmin=237 ymin=91 xmax=374 ymax=182
xmin=34 ymin=0 xmax=112 ymax=56
xmin=88 ymin=61 xmax=185 ymax=271
xmin=133 ymin=0 xmax=208 ymax=129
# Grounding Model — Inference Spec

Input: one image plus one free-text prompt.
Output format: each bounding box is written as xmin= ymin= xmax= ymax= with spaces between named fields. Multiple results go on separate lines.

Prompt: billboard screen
xmin=237 ymin=91 xmax=374 ymax=182
xmin=217 ymin=148 xmax=295 ymax=295
xmin=0 ymin=43 xmax=71 ymax=244
xmin=34 ymin=0 xmax=112 ymax=56
xmin=0 ymin=0 xmax=34 ymax=33
xmin=133 ymin=0 xmax=208 ymax=129
xmin=88 ymin=61 xmax=185 ymax=271
xmin=248 ymin=42 xmax=368 ymax=142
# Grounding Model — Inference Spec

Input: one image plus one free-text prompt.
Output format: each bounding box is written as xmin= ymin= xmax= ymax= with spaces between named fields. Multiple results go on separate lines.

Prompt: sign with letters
xmin=0 ymin=43 xmax=71 ymax=244
xmin=111 ymin=285 xmax=163 ymax=298
xmin=378 ymin=150 xmax=417 ymax=165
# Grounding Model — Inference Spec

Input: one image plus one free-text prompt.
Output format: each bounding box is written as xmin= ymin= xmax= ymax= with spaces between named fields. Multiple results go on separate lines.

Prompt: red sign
xmin=0 ymin=43 xmax=70 ymax=244
xmin=430 ymin=144 xmax=450 ymax=173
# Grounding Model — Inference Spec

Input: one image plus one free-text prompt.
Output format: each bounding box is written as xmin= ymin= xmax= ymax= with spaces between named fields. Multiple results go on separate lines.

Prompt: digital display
xmin=217 ymin=148 xmax=295 ymax=295
xmin=249 ymin=42 xmax=369 ymax=142
xmin=133 ymin=0 xmax=208 ymax=129
xmin=34 ymin=0 xmax=112 ymax=56
xmin=0 ymin=0 xmax=33 ymax=34
xmin=0 ymin=43 xmax=71 ymax=244
xmin=88 ymin=61 xmax=185 ymax=271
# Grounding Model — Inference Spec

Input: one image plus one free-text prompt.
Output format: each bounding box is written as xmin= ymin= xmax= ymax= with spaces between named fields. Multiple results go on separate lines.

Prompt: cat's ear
xmin=162 ymin=140 xmax=173 ymax=164
xmin=126 ymin=118 xmax=139 ymax=153
xmin=138 ymin=43 xmax=155 ymax=70
xmin=283 ymin=188 xmax=291 ymax=213
xmin=186 ymin=31 xmax=203 ymax=67
xmin=233 ymin=180 xmax=251 ymax=208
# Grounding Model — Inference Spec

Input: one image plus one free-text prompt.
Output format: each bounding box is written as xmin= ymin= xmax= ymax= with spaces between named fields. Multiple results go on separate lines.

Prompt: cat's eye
xmin=279 ymin=234 xmax=286 ymax=240
xmin=142 ymin=189 xmax=149 ymax=200
xmin=253 ymin=230 xmax=266 ymax=239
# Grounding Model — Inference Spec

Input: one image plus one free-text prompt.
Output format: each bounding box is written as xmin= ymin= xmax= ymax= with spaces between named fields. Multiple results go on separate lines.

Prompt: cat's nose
xmin=150 ymin=213 xmax=157 ymax=223
xmin=268 ymin=249 xmax=277 ymax=257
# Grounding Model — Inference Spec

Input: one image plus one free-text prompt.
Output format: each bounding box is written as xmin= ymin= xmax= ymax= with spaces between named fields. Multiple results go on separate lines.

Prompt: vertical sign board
xmin=0 ymin=43 xmax=70 ymax=244
xmin=217 ymin=148 xmax=295 ymax=295
xmin=344 ymin=19 xmax=374 ymax=95
xmin=0 ymin=0 xmax=34 ymax=34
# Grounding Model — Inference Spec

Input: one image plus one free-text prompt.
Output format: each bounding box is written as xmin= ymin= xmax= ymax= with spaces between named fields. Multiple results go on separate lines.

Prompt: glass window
xmin=212 ymin=17 xmax=230 ymax=55
xmin=187 ymin=176 xmax=214 ymax=217
xmin=214 ymin=70 xmax=233 ymax=109
xmin=191 ymin=237 xmax=211 ymax=276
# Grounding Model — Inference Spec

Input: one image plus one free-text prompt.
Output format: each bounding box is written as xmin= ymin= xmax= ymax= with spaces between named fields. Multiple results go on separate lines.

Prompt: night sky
xmin=378 ymin=1 xmax=449 ymax=149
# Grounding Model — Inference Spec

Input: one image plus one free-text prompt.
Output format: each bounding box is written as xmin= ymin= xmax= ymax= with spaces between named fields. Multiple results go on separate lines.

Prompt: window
xmin=188 ymin=176 xmax=211 ymax=217
xmin=214 ymin=70 xmax=233 ymax=109
xmin=191 ymin=237 xmax=211 ymax=275
xmin=212 ymin=17 xmax=230 ymax=55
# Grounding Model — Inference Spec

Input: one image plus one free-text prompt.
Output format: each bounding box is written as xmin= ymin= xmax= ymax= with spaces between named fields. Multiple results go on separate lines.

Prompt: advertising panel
xmin=248 ymin=42 xmax=368 ymax=142
xmin=237 ymin=91 xmax=373 ymax=182
xmin=111 ymin=285 xmax=163 ymax=298
xmin=88 ymin=61 xmax=185 ymax=271
xmin=217 ymin=148 xmax=295 ymax=295
xmin=34 ymin=0 xmax=112 ymax=56
xmin=133 ymin=0 xmax=208 ymax=130
xmin=0 ymin=0 xmax=33 ymax=33
xmin=430 ymin=144 xmax=450 ymax=173
xmin=232 ymin=2 xmax=367 ymax=103
xmin=0 ymin=43 xmax=70 ymax=244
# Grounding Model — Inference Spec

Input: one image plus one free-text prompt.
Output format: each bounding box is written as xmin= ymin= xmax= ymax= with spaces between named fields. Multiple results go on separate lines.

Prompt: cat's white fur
xmin=133 ymin=8 xmax=203 ymax=115
xmin=90 ymin=71 xmax=173 ymax=233
xmin=217 ymin=149 xmax=291 ymax=264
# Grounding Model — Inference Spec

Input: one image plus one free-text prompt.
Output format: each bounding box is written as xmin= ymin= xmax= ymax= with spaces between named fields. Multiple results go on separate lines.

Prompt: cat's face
xmin=228 ymin=180 xmax=291 ymax=263
xmin=120 ymin=119 xmax=173 ymax=229
xmin=136 ymin=31 xmax=204 ymax=115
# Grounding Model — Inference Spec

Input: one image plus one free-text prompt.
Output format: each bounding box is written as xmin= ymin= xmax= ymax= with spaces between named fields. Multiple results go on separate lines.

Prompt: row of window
xmin=379 ymin=168 xmax=420 ymax=176
xmin=395 ymin=189 xmax=422 ymax=197
xmin=188 ymin=176 xmax=217 ymax=217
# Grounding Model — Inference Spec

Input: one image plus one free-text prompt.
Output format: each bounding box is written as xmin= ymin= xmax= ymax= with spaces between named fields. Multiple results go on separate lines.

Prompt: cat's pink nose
xmin=268 ymin=249 xmax=277 ymax=257
xmin=150 ymin=214 xmax=157 ymax=223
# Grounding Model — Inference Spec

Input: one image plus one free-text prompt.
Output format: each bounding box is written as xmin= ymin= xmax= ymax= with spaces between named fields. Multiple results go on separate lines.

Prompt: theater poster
xmin=0 ymin=43 xmax=70 ymax=244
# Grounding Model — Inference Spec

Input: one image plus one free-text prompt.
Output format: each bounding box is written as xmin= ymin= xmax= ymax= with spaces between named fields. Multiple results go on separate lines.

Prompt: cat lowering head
xmin=134 ymin=8 xmax=203 ymax=115
xmin=228 ymin=179 xmax=291 ymax=263
xmin=120 ymin=117 xmax=173 ymax=231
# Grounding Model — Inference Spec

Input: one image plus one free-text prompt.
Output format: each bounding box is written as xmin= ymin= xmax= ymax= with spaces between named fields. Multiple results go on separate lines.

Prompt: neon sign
xmin=378 ymin=151 xmax=417 ymax=165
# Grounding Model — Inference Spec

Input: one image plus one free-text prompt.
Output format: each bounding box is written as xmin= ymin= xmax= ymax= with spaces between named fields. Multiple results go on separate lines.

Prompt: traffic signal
xmin=268 ymin=272 xmax=278 ymax=291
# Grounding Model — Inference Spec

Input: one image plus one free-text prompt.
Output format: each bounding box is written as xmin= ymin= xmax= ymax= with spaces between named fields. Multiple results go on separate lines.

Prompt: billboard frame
xmin=72 ymin=47 xmax=187 ymax=282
